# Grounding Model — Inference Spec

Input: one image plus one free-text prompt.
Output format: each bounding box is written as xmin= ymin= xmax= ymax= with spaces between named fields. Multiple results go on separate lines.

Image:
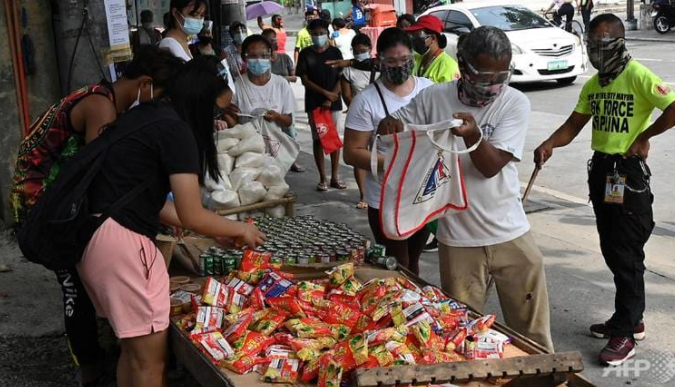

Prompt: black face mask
xmin=381 ymin=60 xmax=414 ymax=85
xmin=199 ymin=36 xmax=213 ymax=45
xmin=412 ymin=36 xmax=430 ymax=55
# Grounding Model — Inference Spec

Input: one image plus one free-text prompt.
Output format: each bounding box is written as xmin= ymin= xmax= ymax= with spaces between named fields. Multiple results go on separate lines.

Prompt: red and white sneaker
xmin=590 ymin=320 xmax=646 ymax=341
xmin=599 ymin=337 xmax=637 ymax=366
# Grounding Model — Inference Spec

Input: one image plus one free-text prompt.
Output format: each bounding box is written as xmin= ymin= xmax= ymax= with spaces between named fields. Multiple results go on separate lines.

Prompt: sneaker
xmin=599 ymin=336 xmax=637 ymax=366
xmin=423 ymin=237 xmax=438 ymax=252
xmin=590 ymin=320 xmax=646 ymax=341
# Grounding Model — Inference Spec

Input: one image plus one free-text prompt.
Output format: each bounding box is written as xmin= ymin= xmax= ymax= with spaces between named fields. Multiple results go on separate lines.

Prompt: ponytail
xmin=436 ymin=32 xmax=448 ymax=49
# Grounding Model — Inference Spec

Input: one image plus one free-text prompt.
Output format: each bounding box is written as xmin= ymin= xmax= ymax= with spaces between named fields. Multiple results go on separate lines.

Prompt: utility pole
xmin=53 ymin=0 xmax=111 ymax=95
xmin=213 ymin=0 xmax=247 ymax=49
xmin=626 ymin=0 xmax=638 ymax=30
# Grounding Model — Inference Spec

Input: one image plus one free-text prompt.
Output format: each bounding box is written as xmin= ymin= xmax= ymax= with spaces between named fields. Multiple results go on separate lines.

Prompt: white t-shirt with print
xmin=345 ymin=77 xmax=434 ymax=209
xmin=392 ymin=81 xmax=531 ymax=247
xmin=333 ymin=29 xmax=356 ymax=60
xmin=233 ymin=74 xmax=296 ymax=119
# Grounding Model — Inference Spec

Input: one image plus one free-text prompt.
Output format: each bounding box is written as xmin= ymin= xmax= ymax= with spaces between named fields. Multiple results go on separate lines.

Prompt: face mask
xmin=355 ymin=52 xmax=371 ymax=62
xmin=129 ymin=83 xmax=154 ymax=110
xmin=199 ymin=36 xmax=212 ymax=45
xmin=412 ymin=36 xmax=430 ymax=56
xmin=381 ymin=59 xmax=414 ymax=85
xmin=180 ymin=14 xmax=204 ymax=35
xmin=458 ymin=74 xmax=506 ymax=108
xmin=587 ymin=38 xmax=631 ymax=86
xmin=246 ymin=59 xmax=271 ymax=76
xmin=233 ymin=32 xmax=246 ymax=45
xmin=312 ymin=34 xmax=328 ymax=48
xmin=142 ymin=22 xmax=153 ymax=30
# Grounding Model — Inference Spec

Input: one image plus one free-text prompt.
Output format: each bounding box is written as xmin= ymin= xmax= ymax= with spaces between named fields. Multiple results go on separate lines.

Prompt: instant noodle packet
xmin=240 ymin=249 xmax=271 ymax=271
xmin=222 ymin=354 xmax=267 ymax=374
xmin=230 ymin=330 xmax=276 ymax=358
xmin=410 ymin=320 xmax=444 ymax=351
xmin=327 ymin=262 xmax=354 ymax=287
xmin=261 ymin=357 xmax=301 ymax=383
xmin=250 ymin=308 xmax=288 ymax=336
xmin=192 ymin=331 xmax=235 ymax=362
xmin=194 ymin=306 xmax=225 ymax=333
xmin=297 ymin=281 xmax=326 ymax=302
xmin=267 ymin=296 xmax=306 ymax=318
xmin=366 ymin=325 xmax=409 ymax=346
xmin=317 ymin=353 xmax=343 ymax=387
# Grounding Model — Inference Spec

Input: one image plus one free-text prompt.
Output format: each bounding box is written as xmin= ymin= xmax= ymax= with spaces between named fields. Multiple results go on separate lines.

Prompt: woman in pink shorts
xmin=77 ymin=56 xmax=266 ymax=387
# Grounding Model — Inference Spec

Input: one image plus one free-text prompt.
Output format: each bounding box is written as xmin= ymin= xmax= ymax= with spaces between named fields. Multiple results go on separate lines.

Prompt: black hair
xmin=397 ymin=14 xmax=415 ymax=28
xmin=376 ymin=27 xmax=412 ymax=54
xmin=305 ymin=9 xmax=316 ymax=17
xmin=242 ymin=34 xmax=273 ymax=55
xmin=427 ymin=30 xmax=448 ymax=49
xmin=458 ymin=26 xmax=511 ymax=62
xmin=351 ymin=33 xmax=372 ymax=49
xmin=169 ymin=56 xmax=230 ymax=182
xmin=163 ymin=12 xmax=171 ymax=29
xmin=272 ymin=14 xmax=282 ymax=23
xmin=309 ymin=18 xmax=330 ymax=32
xmin=262 ymin=28 xmax=277 ymax=38
xmin=140 ymin=10 xmax=153 ymax=23
xmin=589 ymin=13 xmax=625 ymax=36
xmin=229 ymin=21 xmax=246 ymax=35
xmin=168 ymin=0 xmax=207 ymax=30
xmin=320 ymin=9 xmax=331 ymax=21
xmin=124 ymin=45 xmax=184 ymax=92
xmin=332 ymin=18 xmax=347 ymax=29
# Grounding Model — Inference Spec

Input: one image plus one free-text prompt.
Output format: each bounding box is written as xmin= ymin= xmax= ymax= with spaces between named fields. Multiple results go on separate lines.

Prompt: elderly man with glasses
xmin=378 ymin=26 xmax=554 ymax=353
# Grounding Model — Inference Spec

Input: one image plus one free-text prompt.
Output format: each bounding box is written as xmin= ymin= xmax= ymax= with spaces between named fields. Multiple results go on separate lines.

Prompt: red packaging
xmin=248 ymin=288 xmax=265 ymax=311
xmin=223 ymin=355 xmax=267 ymax=374
xmin=327 ymin=290 xmax=360 ymax=308
xmin=323 ymin=301 xmax=364 ymax=331
xmin=267 ymin=296 xmax=306 ymax=318
xmin=419 ymin=349 xmax=463 ymax=364
xmin=230 ymin=330 xmax=276 ymax=358
xmin=261 ymin=356 xmax=301 ymax=383
xmin=366 ymin=325 xmax=408 ymax=346
xmin=317 ymin=353 xmax=343 ymax=387
xmin=410 ymin=320 xmax=444 ymax=351
xmin=250 ymin=309 xmax=288 ymax=336
xmin=300 ymin=356 xmax=321 ymax=383
xmin=191 ymin=331 xmax=235 ymax=362
xmin=445 ymin=328 xmax=468 ymax=352
xmin=297 ymin=281 xmax=326 ymax=302
xmin=194 ymin=306 xmax=225 ymax=333
xmin=284 ymin=318 xmax=334 ymax=338
xmin=240 ymin=249 xmax=271 ymax=271
xmin=227 ymin=277 xmax=255 ymax=296
xmin=222 ymin=311 xmax=253 ymax=343
xmin=422 ymin=285 xmax=447 ymax=302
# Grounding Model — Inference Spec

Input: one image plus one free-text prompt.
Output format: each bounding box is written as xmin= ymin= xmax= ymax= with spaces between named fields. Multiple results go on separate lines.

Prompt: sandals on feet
xmin=330 ymin=180 xmax=347 ymax=190
xmin=356 ymin=201 xmax=368 ymax=209
xmin=316 ymin=182 xmax=329 ymax=191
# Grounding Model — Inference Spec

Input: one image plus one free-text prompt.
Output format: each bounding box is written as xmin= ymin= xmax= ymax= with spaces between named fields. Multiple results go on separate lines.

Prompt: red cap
xmin=405 ymin=15 xmax=443 ymax=34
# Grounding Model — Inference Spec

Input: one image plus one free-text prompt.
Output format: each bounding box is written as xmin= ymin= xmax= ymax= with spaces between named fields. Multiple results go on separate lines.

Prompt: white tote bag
xmin=371 ymin=119 xmax=481 ymax=241
xmin=252 ymin=117 xmax=300 ymax=174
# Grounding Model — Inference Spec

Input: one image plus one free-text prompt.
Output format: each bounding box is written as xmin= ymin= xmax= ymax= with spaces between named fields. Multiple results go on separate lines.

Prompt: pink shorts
xmin=77 ymin=218 xmax=169 ymax=339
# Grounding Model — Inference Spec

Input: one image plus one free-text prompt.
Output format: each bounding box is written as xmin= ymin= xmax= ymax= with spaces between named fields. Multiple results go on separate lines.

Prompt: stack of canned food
xmin=198 ymin=216 xmax=372 ymax=276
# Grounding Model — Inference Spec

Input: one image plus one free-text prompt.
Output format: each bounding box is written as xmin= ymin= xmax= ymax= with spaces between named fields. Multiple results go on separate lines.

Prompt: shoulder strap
xmin=373 ymin=82 xmax=390 ymax=117
xmin=369 ymin=67 xmax=377 ymax=85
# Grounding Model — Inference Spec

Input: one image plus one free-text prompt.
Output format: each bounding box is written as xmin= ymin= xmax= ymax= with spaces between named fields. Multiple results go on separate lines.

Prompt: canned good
xmin=284 ymin=255 xmax=298 ymax=265
xmin=336 ymin=249 xmax=350 ymax=262
xmin=371 ymin=244 xmax=386 ymax=258
xmin=355 ymin=246 xmax=366 ymax=264
xmin=270 ymin=255 xmax=283 ymax=266
xmin=377 ymin=256 xmax=398 ymax=271
xmin=318 ymin=253 xmax=331 ymax=264
xmin=298 ymin=255 xmax=310 ymax=265
xmin=198 ymin=254 xmax=209 ymax=277
xmin=223 ymin=256 xmax=236 ymax=275
xmin=213 ymin=255 xmax=223 ymax=275
xmin=205 ymin=254 xmax=215 ymax=275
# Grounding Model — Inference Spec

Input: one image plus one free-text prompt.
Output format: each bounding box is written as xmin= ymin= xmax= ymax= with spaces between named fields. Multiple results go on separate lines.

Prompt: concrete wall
xmin=128 ymin=0 xmax=172 ymax=27
xmin=0 ymin=1 xmax=61 ymax=226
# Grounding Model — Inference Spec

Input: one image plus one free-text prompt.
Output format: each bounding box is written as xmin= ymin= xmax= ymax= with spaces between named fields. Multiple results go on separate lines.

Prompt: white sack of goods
xmin=256 ymin=164 xmax=284 ymax=188
xmin=217 ymin=122 xmax=256 ymax=140
xmin=210 ymin=189 xmax=240 ymax=210
xmin=204 ymin=172 xmax=232 ymax=192
xmin=217 ymin=153 xmax=234 ymax=175
xmin=264 ymin=183 xmax=290 ymax=201
xmin=201 ymin=188 xmax=214 ymax=210
xmin=229 ymin=167 xmax=262 ymax=191
xmin=235 ymin=152 xmax=265 ymax=169
xmin=266 ymin=206 xmax=286 ymax=218
xmin=216 ymin=137 xmax=239 ymax=153
xmin=238 ymin=181 xmax=267 ymax=206
xmin=228 ymin=133 xmax=265 ymax=157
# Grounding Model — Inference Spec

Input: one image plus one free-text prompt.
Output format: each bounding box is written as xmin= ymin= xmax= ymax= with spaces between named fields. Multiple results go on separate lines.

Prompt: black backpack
xmin=17 ymin=102 xmax=183 ymax=270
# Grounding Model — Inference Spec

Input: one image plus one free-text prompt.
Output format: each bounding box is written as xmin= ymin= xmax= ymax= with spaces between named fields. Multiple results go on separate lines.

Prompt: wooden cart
xmin=215 ymin=193 xmax=297 ymax=217
xmin=169 ymin=264 xmax=597 ymax=387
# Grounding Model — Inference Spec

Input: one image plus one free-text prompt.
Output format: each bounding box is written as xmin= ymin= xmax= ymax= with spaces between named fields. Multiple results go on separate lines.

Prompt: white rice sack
xmin=229 ymin=168 xmax=261 ymax=191
xmin=238 ymin=212 xmax=250 ymax=221
xmin=256 ymin=164 xmax=284 ymax=188
xmin=210 ymin=190 xmax=240 ymax=209
xmin=217 ymin=154 xmax=235 ymax=175
xmin=216 ymin=137 xmax=239 ymax=153
xmin=204 ymin=172 xmax=232 ymax=192
xmin=228 ymin=134 xmax=265 ymax=157
xmin=238 ymin=181 xmax=267 ymax=206
xmin=235 ymin=152 xmax=265 ymax=169
xmin=225 ymin=214 xmax=238 ymax=221
xmin=266 ymin=205 xmax=286 ymax=218
xmin=217 ymin=123 xmax=257 ymax=140
xmin=201 ymin=187 xmax=214 ymax=209
xmin=264 ymin=183 xmax=290 ymax=201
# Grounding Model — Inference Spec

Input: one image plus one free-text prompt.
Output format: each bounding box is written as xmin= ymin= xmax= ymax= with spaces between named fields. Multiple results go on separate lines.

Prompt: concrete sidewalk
xmin=626 ymin=29 xmax=675 ymax=43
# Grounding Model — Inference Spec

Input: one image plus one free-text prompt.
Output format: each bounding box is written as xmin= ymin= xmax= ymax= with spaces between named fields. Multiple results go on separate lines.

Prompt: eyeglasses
xmin=244 ymin=50 xmax=272 ymax=59
xmin=380 ymin=55 xmax=413 ymax=67
xmin=459 ymin=55 xmax=512 ymax=84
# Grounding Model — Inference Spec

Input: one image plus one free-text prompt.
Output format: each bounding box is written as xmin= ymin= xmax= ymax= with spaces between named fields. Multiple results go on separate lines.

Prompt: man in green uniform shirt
xmin=535 ymin=14 xmax=675 ymax=366
xmin=294 ymin=9 xmax=318 ymax=64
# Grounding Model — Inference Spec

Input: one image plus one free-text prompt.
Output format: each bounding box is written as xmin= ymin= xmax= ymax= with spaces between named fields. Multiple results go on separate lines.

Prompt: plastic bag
xmin=217 ymin=137 xmax=239 ymax=153
xmin=236 ymin=152 xmax=266 ymax=169
xmin=228 ymin=134 xmax=266 ymax=157
xmin=264 ymin=183 xmax=290 ymax=201
xmin=217 ymin=153 xmax=235 ymax=175
xmin=238 ymin=181 xmax=267 ymax=206
xmin=230 ymin=168 xmax=261 ymax=191
xmin=204 ymin=172 xmax=232 ymax=192
xmin=256 ymin=164 xmax=284 ymax=188
xmin=210 ymin=190 xmax=240 ymax=209
xmin=218 ymin=123 xmax=257 ymax=140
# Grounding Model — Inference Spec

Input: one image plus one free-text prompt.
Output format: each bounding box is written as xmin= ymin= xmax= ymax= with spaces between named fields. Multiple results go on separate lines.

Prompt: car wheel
xmin=654 ymin=16 xmax=670 ymax=34
xmin=557 ymin=76 xmax=577 ymax=85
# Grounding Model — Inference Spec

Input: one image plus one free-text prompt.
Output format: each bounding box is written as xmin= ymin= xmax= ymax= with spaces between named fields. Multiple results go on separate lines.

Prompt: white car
xmin=421 ymin=4 xmax=588 ymax=85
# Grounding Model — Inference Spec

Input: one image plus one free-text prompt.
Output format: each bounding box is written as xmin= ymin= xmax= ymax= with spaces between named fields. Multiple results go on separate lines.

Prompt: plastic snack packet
xmin=261 ymin=357 xmax=300 ymax=383
xmin=191 ymin=331 xmax=235 ymax=362
xmin=327 ymin=262 xmax=355 ymax=287
xmin=317 ymin=353 xmax=343 ymax=387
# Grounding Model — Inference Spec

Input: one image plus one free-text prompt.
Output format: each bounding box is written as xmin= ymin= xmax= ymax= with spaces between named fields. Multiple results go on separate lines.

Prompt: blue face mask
xmin=355 ymin=52 xmax=371 ymax=62
xmin=246 ymin=59 xmax=271 ymax=76
xmin=233 ymin=32 xmax=246 ymax=45
xmin=180 ymin=14 xmax=204 ymax=35
xmin=312 ymin=34 xmax=328 ymax=48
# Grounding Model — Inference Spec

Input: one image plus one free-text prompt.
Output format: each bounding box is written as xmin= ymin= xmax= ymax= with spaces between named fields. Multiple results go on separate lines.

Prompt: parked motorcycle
xmin=652 ymin=0 xmax=675 ymax=34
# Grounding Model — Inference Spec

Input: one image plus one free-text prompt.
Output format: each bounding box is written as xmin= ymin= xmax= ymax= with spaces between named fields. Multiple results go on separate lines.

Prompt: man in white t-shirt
xmin=379 ymin=27 xmax=553 ymax=352
xmin=232 ymin=35 xmax=296 ymax=135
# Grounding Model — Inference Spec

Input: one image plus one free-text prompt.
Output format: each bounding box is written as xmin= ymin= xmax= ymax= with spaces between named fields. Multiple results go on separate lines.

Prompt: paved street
xmin=0 ymin=23 xmax=674 ymax=387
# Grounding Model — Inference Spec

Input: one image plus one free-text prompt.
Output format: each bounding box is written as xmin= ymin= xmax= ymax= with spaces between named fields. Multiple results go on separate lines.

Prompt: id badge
xmin=604 ymin=174 xmax=626 ymax=204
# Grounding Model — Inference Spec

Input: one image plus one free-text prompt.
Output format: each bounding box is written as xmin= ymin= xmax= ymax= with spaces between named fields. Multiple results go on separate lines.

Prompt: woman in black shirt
xmin=78 ymin=56 xmax=265 ymax=387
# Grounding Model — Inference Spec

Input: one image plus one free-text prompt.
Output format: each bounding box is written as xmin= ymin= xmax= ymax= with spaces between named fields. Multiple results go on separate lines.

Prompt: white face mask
xmin=129 ymin=83 xmax=154 ymax=110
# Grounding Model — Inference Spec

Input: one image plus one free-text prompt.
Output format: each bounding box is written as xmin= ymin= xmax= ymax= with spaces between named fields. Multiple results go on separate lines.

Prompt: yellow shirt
xmin=295 ymin=28 xmax=313 ymax=50
xmin=575 ymin=60 xmax=675 ymax=155
xmin=413 ymin=51 xmax=460 ymax=84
